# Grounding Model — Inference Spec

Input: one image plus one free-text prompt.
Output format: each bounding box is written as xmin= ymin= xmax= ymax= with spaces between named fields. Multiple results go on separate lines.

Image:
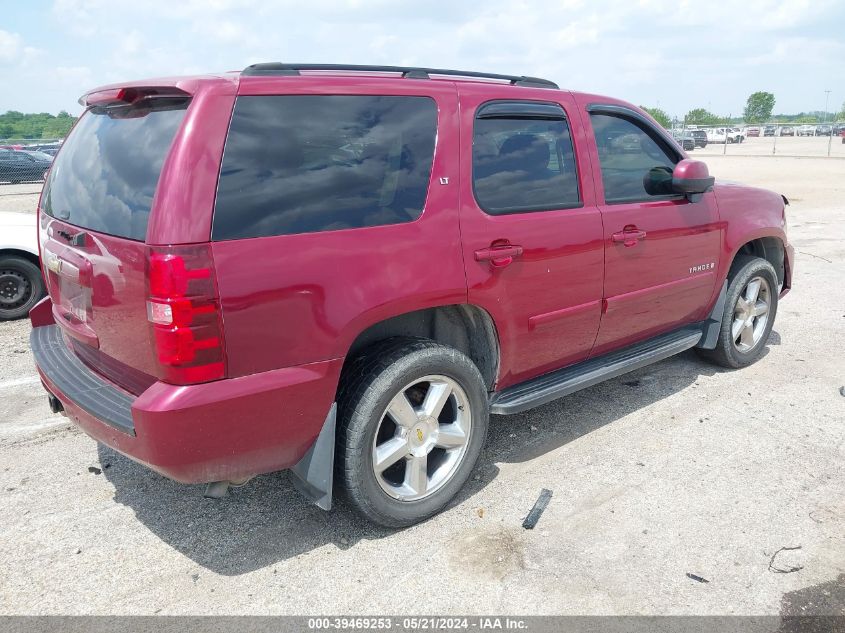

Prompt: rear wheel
xmin=697 ymin=255 xmax=778 ymax=368
xmin=0 ymin=255 xmax=44 ymax=320
xmin=336 ymin=338 xmax=488 ymax=528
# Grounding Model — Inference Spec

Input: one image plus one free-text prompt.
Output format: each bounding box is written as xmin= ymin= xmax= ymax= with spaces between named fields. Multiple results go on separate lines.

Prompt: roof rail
xmin=241 ymin=63 xmax=559 ymax=89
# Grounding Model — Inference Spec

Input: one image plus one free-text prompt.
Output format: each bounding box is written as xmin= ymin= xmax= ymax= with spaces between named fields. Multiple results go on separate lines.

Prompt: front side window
xmin=590 ymin=113 xmax=679 ymax=204
xmin=212 ymin=95 xmax=438 ymax=240
xmin=472 ymin=102 xmax=580 ymax=214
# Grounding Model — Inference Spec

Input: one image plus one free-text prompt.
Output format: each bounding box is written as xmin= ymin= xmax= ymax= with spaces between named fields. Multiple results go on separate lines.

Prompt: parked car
xmin=814 ymin=125 xmax=832 ymax=136
xmin=779 ymin=126 xmax=795 ymax=136
xmin=796 ymin=124 xmax=816 ymax=137
xmin=690 ymin=129 xmax=708 ymax=147
xmin=707 ymin=127 xmax=742 ymax=143
xmin=30 ymin=63 xmax=793 ymax=527
xmin=27 ymin=143 xmax=62 ymax=156
xmin=0 ymin=148 xmax=53 ymax=183
xmin=671 ymin=129 xmax=696 ymax=151
xmin=745 ymin=126 xmax=761 ymax=137
xmin=0 ymin=212 xmax=45 ymax=320
xmin=728 ymin=127 xmax=746 ymax=143
xmin=763 ymin=126 xmax=777 ymax=137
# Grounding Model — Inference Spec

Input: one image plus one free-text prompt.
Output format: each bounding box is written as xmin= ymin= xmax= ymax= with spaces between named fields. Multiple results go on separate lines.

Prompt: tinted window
xmin=590 ymin=113 xmax=678 ymax=203
xmin=212 ymin=95 xmax=438 ymax=240
xmin=42 ymin=98 xmax=188 ymax=241
xmin=473 ymin=109 xmax=579 ymax=214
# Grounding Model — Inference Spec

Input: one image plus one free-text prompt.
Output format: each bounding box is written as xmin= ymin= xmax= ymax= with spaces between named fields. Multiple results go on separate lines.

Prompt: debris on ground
xmin=839 ymin=386 xmax=844 ymax=397
xmin=686 ymin=573 xmax=710 ymax=583
xmin=87 ymin=466 xmax=101 ymax=475
xmin=522 ymin=488 xmax=552 ymax=530
xmin=477 ymin=508 xmax=485 ymax=518
xmin=768 ymin=545 xmax=804 ymax=574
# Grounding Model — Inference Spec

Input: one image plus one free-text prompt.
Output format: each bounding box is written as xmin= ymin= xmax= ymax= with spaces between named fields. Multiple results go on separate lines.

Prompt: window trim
xmin=471 ymin=99 xmax=583 ymax=216
xmin=586 ymin=103 xmax=686 ymax=206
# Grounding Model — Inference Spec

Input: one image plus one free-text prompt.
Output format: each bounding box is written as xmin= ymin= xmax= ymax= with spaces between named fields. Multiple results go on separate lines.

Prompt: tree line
xmin=0 ymin=111 xmax=77 ymax=140
xmin=641 ymin=92 xmax=845 ymax=129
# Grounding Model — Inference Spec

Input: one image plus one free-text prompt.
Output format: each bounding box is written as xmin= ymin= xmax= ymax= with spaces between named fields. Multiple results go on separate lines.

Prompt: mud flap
xmin=290 ymin=403 xmax=336 ymax=511
xmin=697 ymin=281 xmax=728 ymax=350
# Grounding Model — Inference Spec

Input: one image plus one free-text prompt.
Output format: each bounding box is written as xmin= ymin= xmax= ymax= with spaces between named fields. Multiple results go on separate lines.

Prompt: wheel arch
xmin=729 ymin=235 xmax=786 ymax=286
xmin=0 ymin=248 xmax=41 ymax=270
xmin=341 ymin=304 xmax=500 ymax=392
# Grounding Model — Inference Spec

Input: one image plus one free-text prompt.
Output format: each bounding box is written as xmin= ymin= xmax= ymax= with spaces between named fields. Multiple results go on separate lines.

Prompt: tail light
xmin=146 ymin=244 xmax=226 ymax=385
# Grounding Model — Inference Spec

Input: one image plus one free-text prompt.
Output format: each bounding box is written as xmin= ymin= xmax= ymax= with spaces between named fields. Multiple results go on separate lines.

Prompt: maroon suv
xmin=30 ymin=64 xmax=793 ymax=527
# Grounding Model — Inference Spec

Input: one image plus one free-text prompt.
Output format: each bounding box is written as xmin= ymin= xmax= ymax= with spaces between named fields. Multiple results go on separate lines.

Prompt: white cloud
xmin=2 ymin=0 xmax=841 ymax=115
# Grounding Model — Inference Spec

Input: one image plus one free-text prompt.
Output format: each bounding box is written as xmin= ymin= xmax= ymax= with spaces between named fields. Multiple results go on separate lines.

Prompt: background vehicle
xmin=763 ymin=125 xmax=777 ymax=137
xmin=671 ymin=129 xmax=696 ymax=151
xmin=690 ymin=129 xmax=708 ymax=147
xmin=814 ymin=124 xmax=832 ymax=136
xmin=0 ymin=212 xmax=45 ymax=320
xmin=779 ymin=126 xmax=795 ymax=136
xmin=745 ymin=126 xmax=760 ymax=137
xmin=0 ymin=148 xmax=52 ymax=183
xmin=796 ymin=124 xmax=816 ymax=137
xmin=29 ymin=64 xmax=793 ymax=528
xmin=728 ymin=127 xmax=745 ymax=143
xmin=706 ymin=127 xmax=732 ymax=143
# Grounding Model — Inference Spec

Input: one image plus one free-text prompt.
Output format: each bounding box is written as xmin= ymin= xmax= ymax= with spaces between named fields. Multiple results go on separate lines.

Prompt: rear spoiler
xmin=79 ymin=86 xmax=190 ymax=108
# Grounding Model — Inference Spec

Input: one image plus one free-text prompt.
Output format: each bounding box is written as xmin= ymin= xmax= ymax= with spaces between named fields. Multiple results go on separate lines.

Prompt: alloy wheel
xmin=731 ymin=275 xmax=771 ymax=353
xmin=372 ymin=375 xmax=472 ymax=502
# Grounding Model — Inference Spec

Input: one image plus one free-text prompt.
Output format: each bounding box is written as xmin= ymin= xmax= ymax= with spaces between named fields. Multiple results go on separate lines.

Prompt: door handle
xmin=474 ymin=244 xmax=524 ymax=268
xmin=611 ymin=227 xmax=647 ymax=247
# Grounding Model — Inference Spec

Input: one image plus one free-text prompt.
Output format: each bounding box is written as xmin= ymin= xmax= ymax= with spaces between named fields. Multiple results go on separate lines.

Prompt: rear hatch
xmin=39 ymin=92 xmax=191 ymax=394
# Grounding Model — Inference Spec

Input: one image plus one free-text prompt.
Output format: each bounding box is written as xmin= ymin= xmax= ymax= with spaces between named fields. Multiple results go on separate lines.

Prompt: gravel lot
xmin=0 ymin=155 xmax=843 ymax=616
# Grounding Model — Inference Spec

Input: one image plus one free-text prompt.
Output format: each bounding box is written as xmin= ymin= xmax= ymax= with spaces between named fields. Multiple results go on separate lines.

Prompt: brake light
xmin=146 ymin=245 xmax=226 ymax=385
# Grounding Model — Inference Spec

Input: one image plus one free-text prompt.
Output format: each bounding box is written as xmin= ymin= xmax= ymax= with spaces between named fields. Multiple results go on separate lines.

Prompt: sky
xmin=2 ymin=0 xmax=844 ymax=118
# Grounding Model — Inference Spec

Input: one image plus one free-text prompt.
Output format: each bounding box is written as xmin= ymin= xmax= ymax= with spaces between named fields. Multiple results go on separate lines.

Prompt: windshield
xmin=42 ymin=98 xmax=189 ymax=241
xmin=23 ymin=151 xmax=53 ymax=161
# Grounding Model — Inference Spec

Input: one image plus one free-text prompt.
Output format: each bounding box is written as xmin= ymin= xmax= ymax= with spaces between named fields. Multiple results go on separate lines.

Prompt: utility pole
xmin=824 ymin=90 xmax=831 ymax=123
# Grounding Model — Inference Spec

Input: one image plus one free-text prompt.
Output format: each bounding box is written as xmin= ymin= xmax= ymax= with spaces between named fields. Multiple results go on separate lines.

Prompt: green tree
xmin=839 ymin=101 xmax=845 ymax=121
xmin=743 ymin=91 xmax=776 ymax=123
xmin=640 ymin=105 xmax=670 ymax=128
xmin=685 ymin=108 xmax=724 ymax=125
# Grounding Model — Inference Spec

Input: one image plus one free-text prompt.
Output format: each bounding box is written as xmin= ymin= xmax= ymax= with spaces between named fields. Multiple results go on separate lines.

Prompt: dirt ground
xmin=0 ymin=155 xmax=843 ymax=615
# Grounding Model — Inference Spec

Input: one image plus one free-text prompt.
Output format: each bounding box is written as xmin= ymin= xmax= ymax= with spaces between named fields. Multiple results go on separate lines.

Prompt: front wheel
xmin=336 ymin=338 xmax=489 ymax=528
xmin=697 ymin=255 xmax=778 ymax=368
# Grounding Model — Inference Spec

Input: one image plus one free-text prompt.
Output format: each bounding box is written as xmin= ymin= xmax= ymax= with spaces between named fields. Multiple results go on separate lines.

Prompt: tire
xmin=336 ymin=337 xmax=489 ymax=528
xmin=0 ymin=255 xmax=45 ymax=321
xmin=697 ymin=255 xmax=778 ymax=369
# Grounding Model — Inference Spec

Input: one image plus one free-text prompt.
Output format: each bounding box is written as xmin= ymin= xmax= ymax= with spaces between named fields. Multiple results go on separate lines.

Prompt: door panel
xmin=457 ymin=85 xmax=604 ymax=390
xmin=578 ymin=102 xmax=722 ymax=355
xmin=593 ymin=197 xmax=721 ymax=354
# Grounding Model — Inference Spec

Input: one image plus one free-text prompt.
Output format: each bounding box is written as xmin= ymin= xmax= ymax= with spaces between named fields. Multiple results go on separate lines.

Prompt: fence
xmin=669 ymin=124 xmax=845 ymax=158
xmin=0 ymin=139 xmax=63 ymax=185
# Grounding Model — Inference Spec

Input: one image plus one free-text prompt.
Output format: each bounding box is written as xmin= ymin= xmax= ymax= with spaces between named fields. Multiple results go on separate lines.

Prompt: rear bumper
xmin=31 ymin=324 xmax=342 ymax=484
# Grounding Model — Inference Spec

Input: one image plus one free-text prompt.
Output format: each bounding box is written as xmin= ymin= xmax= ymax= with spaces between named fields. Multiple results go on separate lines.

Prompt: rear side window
xmin=473 ymin=101 xmax=580 ymax=215
xmin=212 ymin=95 xmax=438 ymax=240
xmin=42 ymin=98 xmax=189 ymax=241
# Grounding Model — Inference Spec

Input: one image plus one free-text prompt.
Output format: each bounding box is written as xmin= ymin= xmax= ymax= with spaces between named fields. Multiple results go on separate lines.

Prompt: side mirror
xmin=672 ymin=159 xmax=714 ymax=202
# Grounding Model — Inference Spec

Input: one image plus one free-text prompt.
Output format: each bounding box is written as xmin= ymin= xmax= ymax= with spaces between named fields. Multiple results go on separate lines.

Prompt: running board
xmin=490 ymin=327 xmax=703 ymax=415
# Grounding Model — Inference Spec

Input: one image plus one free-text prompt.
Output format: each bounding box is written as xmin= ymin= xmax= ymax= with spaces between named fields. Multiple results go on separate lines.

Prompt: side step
xmin=490 ymin=326 xmax=703 ymax=415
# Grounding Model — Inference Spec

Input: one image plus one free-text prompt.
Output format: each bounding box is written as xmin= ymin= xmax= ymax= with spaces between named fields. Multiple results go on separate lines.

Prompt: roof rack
xmin=241 ymin=63 xmax=559 ymax=89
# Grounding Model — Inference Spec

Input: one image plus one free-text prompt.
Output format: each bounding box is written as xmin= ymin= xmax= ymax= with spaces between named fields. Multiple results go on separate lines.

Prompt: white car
xmin=796 ymin=124 xmax=816 ymax=137
xmin=706 ymin=127 xmax=744 ymax=144
xmin=0 ymin=211 xmax=44 ymax=320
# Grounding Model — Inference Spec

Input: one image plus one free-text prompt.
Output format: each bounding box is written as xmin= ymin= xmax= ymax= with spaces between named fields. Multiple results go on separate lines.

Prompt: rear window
xmin=42 ymin=98 xmax=189 ymax=241
xmin=212 ymin=95 xmax=438 ymax=240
